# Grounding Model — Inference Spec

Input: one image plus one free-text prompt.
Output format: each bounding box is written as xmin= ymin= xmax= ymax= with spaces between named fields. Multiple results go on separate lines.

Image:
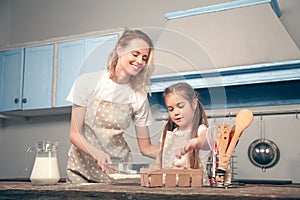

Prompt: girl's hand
xmin=176 ymin=138 xmax=199 ymax=159
xmin=176 ymin=129 xmax=209 ymax=159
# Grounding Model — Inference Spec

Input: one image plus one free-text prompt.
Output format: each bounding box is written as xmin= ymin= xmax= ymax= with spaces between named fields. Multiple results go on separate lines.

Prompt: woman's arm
xmin=69 ymin=104 xmax=111 ymax=171
xmin=135 ymin=126 xmax=159 ymax=159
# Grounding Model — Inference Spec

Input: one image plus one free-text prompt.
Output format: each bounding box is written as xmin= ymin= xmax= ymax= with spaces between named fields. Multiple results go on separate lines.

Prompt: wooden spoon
xmin=219 ymin=109 xmax=253 ymax=170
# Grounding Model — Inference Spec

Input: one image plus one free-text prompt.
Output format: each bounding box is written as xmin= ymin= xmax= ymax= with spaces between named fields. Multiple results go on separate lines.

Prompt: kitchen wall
xmin=0 ymin=0 xmax=222 ymax=49
xmin=207 ymin=105 xmax=300 ymax=183
xmin=0 ymin=0 xmax=300 ymax=182
xmin=1 ymin=105 xmax=299 ymax=182
xmin=1 ymin=0 xmax=300 ymax=49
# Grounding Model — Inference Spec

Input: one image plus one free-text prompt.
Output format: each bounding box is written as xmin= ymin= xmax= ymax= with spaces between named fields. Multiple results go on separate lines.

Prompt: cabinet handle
xmin=14 ymin=98 xmax=19 ymax=104
xmin=22 ymin=98 xmax=27 ymax=103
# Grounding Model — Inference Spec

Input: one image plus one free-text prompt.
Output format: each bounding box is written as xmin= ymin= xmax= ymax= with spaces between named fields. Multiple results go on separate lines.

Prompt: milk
xmin=30 ymin=157 xmax=60 ymax=185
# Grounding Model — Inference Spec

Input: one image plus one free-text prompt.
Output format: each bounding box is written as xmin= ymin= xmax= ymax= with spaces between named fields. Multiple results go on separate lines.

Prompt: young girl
xmin=156 ymin=82 xmax=211 ymax=185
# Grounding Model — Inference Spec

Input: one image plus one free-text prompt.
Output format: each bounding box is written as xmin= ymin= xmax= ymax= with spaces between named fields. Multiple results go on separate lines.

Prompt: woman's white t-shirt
xmin=66 ymin=70 xmax=152 ymax=126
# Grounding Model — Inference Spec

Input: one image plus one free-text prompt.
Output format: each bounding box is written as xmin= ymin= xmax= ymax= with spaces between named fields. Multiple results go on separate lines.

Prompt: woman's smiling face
xmin=165 ymin=92 xmax=196 ymax=130
xmin=117 ymin=38 xmax=150 ymax=77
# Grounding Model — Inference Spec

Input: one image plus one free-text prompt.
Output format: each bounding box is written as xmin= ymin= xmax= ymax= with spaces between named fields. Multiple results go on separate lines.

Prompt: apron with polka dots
xmin=162 ymin=131 xmax=190 ymax=169
xmin=66 ymin=98 xmax=133 ymax=183
xmin=162 ymin=130 xmax=210 ymax=186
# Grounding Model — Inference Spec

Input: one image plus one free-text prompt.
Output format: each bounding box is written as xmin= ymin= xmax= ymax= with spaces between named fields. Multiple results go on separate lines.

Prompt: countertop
xmin=0 ymin=181 xmax=300 ymax=199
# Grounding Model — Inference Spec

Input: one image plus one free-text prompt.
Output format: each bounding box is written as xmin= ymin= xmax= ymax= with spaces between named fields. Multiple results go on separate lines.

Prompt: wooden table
xmin=1 ymin=181 xmax=300 ymax=199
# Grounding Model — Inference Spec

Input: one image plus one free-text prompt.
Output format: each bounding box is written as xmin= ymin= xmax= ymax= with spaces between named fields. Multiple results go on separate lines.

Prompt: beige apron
xmin=66 ymin=98 xmax=133 ymax=183
xmin=162 ymin=131 xmax=190 ymax=169
xmin=162 ymin=130 xmax=210 ymax=186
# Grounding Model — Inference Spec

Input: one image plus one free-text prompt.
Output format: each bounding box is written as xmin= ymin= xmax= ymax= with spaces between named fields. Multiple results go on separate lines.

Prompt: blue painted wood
xmin=0 ymin=48 xmax=24 ymax=111
xmin=57 ymin=39 xmax=85 ymax=107
xmin=150 ymin=60 xmax=300 ymax=92
xmin=23 ymin=45 xmax=54 ymax=110
xmin=149 ymin=80 xmax=300 ymax=110
xmin=149 ymin=60 xmax=300 ymax=109
xmin=164 ymin=0 xmax=281 ymax=20
xmin=198 ymin=80 xmax=300 ymax=109
xmin=270 ymin=0 xmax=281 ymax=17
xmin=56 ymin=34 xmax=118 ymax=107
xmin=82 ymin=34 xmax=118 ymax=74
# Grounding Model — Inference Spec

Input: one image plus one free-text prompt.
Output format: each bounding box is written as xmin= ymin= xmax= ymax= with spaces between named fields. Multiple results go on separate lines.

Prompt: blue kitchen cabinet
xmin=0 ymin=48 xmax=24 ymax=111
xmin=56 ymin=39 xmax=85 ymax=107
xmin=0 ymin=45 xmax=53 ymax=112
xmin=56 ymin=34 xmax=118 ymax=107
xmin=83 ymin=34 xmax=119 ymax=73
xmin=22 ymin=45 xmax=54 ymax=110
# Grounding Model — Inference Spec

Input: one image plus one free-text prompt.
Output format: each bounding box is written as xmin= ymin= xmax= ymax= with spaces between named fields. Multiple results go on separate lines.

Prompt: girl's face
xmin=116 ymin=38 xmax=150 ymax=77
xmin=165 ymin=93 xmax=197 ymax=131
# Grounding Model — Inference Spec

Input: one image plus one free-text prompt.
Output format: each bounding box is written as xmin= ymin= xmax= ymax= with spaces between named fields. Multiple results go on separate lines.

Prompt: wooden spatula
xmin=218 ymin=109 xmax=253 ymax=171
xmin=217 ymin=124 xmax=231 ymax=157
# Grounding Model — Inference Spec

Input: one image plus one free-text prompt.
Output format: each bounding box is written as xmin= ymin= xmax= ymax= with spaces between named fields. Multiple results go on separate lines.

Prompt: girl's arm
xmin=135 ymin=126 xmax=159 ymax=159
xmin=176 ymin=129 xmax=210 ymax=159
xmin=69 ymin=104 xmax=112 ymax=171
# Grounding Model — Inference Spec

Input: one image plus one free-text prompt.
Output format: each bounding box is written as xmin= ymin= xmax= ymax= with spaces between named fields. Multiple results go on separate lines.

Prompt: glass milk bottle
xmin=26 ymin=140 xmax=60 ymax=185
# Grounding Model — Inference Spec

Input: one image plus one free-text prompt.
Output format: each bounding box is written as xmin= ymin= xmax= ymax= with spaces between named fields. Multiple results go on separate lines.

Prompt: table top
xmin=1 ymin=181 xmax=300 ymax=199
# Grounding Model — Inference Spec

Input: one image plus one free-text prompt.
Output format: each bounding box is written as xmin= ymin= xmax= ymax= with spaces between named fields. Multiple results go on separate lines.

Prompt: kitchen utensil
xmin=217 ymin=124 xmax=231 ymax=157
xmin=215 ymin=124 xmax=235 ymax=186
xmin=105 ymin=162 xmax=149 ymax=184
xmin=218 ymin=109 xmax=254 ymax=171
xmin=248 ymin=138 xmax=280 ymax=171
xmin=248 ymin=115 xmax=280 ymax=171
xmin=215 ymin=109 xmax=253 ymax=187
xmin=25 ymin=140 xmax=60 ymax=185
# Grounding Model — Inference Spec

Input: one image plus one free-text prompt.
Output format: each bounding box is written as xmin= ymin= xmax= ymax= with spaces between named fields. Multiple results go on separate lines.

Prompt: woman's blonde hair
xmin=161 ymin=82 xmax=208 ymax=169
xmin=107 ymin=28 xmax=154 ymax=94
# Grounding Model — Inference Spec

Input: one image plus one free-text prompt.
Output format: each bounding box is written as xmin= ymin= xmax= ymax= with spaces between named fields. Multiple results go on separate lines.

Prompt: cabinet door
xmin=22 ymin=45 xmax=54 ymax=110
xmin=0 ymin=48 xmax=24 ymax=111
xmin=56 ymin=40 xmax=85 ymax=107
xmin=83 ymin=34 xmax=118 ymax=73
xmin=56 ymin=34 xmax=118 ymax=107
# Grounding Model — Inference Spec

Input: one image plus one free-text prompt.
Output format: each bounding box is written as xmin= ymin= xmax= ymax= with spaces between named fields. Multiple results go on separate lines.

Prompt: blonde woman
xmin=66 ymin=28 xmax=159 ymax=183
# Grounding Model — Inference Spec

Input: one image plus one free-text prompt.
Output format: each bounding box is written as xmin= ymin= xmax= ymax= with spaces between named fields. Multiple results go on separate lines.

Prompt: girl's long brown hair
xmin=161 ymin=82 xmax=208 ymax=169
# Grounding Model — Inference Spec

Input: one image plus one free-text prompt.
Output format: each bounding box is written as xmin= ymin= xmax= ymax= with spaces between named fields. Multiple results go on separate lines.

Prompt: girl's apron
xmin=162 ymin=130 xmax=210 ymax=186
xmin=67 ymin=73 xmax=133 ymax=183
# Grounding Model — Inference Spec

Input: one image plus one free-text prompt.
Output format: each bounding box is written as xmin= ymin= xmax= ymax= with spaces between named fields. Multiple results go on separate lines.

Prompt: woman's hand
xmin=93 ymin=150 xmax=113 ymax=172
xmin=69 ymin=105 xmax=113 ymax=172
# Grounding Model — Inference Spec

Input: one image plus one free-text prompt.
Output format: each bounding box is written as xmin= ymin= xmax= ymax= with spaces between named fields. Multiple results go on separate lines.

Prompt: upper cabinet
xmin=23 ymin=45 xmax=54 ymax=110
xmin=56 ymin=39 xmax=85 ymax=107
xmin=0 ymin=45 xmax=53 ymax=112
xmin=0 ymin=33 xmax=118 ymax=113
xmin=56 ymin=34 xmax=118 ymax=107
xmin=0 ymin=48 xmax=24 ymax=111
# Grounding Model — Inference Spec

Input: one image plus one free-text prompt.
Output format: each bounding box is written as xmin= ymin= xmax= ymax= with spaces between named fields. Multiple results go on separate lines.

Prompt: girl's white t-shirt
xmin=159 ymin=124 xmax=207 ymax=142
xmin=66 ymin=70 xmax=152 ymax=126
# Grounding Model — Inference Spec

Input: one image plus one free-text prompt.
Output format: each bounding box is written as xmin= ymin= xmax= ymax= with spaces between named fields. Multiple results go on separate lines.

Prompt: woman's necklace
xmin=175 ymin=129 xmax=191 ymax=137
